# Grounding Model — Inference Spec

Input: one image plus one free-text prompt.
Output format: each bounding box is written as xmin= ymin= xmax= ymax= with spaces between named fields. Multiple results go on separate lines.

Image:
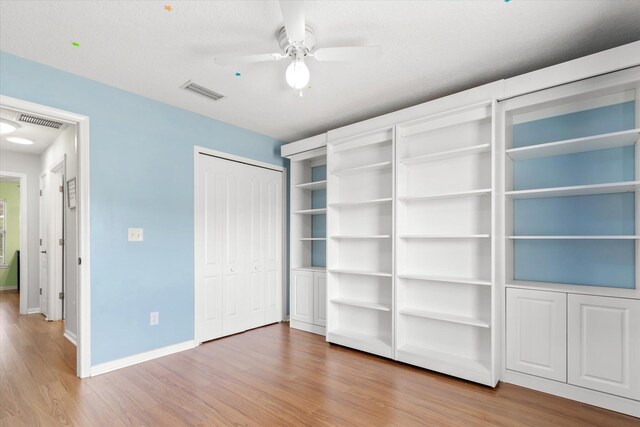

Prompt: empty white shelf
xmin=506 ymin=128 xmax=640 ymax=161
xmin=508 ymin=235 xmax=640 ymax=240
xmin=331 ymin=161 xmax=392 ymax=176
xmin=401 ymin=143 xmax=491 ymax=165
xmin=328 ymin=269 xmax=392 ymax=277
xmin=327 ymin=329 xmax=392 ymax=358
xmin=294 ymin=180 xmax=327 ymax=190
xmin=330 ymin=298 xmax=391 ymax=312
xmin=293 ymin=208 xmax=327 ymax=215
xmin=329 ymin=198 xmax=392 ymax=208
xmin=506 ymin=181 xmax=640 ymax=199
xmin=400 ymin=234 xmax=490 ymax=239
xmin=399 ymin=188 xmax=492 ymax=202
xmin=299 ymin=237 xmax=327 ymax=241
xmin=396 ymin=345 xmax=491 ymax=382
xmin=399 ymin=307 xmax=491 ymax=328
xmin=291 ymin=266 xmax=326 ymax=273
xmin=331 ymin=235 xmax=391 ymax=239
xmin=397 ymin=274 xmax=491 ymax=286
xmin=332 ymin=131 xmax=392 ymax=153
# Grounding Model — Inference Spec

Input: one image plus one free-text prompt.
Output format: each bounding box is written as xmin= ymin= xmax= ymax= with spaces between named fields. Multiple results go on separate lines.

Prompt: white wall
xmin=0 ymin=150 xmax=41 ymax=310
xmin=41 ymin=126 xmax=78 ymax=340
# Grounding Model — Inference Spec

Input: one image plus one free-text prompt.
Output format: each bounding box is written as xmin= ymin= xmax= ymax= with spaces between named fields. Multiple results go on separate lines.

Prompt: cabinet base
xmin=290 ymin=320 xmax=326 ymax=336
xmin=503 ymin=370 xmax=640 ymax=418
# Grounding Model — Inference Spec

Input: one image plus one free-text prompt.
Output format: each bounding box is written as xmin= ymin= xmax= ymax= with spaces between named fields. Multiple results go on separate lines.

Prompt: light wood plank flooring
xmin=0 ymin=290 xmax=638 ymax=426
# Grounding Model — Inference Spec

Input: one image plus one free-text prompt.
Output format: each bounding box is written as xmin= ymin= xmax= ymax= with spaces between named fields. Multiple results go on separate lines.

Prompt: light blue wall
xmin=0 ymin=51 xmax=287 ymax=365
xmin=512 ymin=102 xmax=636 ymax=288
xmin=311 ymin=165 xmax=326 ymax=267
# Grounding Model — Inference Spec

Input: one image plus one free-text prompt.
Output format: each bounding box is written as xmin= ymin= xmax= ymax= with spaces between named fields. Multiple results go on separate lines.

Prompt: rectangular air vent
xmin=181 ymin=80 xmax=224 ymax=101
xmin=18 ymin=114 xmax=64 ymax=129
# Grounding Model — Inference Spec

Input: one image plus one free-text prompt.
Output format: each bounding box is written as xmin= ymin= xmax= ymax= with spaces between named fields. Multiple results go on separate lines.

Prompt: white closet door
xmin=196 ymin=153 xmax=283 ymax=343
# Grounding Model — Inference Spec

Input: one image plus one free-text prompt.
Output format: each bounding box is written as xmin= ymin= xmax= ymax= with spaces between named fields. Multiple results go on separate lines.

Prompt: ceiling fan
xmin=213 ymin=1 xmax=382 ymax=90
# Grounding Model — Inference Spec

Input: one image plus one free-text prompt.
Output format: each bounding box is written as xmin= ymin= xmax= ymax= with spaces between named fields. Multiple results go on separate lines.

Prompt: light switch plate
xmin=150 ymin=311 xmax=159 ymax=326
xmin=128 ymin=228 xmax=144 ymax=242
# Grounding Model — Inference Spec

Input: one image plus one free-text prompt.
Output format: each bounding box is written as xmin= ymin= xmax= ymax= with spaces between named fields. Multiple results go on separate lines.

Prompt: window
xmin=0 ymin=199 xmax=5 ymax=267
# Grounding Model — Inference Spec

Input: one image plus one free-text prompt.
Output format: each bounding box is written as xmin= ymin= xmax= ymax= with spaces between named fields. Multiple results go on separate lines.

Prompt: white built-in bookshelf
xmin=326 ymin=127 xmax=395 ymax=358
xmin=289 ymin=144 xmax=327 ymax=335
xmin=395 ymin=100 xmax=497 ymax=386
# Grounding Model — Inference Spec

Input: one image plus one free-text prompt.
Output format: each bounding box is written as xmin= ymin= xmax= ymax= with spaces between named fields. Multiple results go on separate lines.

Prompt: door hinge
xmin=40 ymin=238 xmax=43 ymax=245
xmin=58 ymin=292 xmax=64 ymax=300
xmin=78 ymin=257 xmax=82 ymax=265
xmin=40 ymin=189 xmax=42 ymax=196
xmin=59 ymin=238 xmax=64 ymax=246
xmin=59 ymin=185 xmax=64 ymax=193
xmin=40 ymin=288 xmax=42 ymax=295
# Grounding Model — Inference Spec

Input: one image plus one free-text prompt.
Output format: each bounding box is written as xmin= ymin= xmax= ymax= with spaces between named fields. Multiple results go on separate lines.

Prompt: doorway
xmin=194 ymin=147 xmax=286 ymax=343
xmin=0 ymin=95 xmax=90 ymax=377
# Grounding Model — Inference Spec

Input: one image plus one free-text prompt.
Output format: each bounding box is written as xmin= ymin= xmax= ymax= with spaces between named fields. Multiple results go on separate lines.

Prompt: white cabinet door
xmin=291 ymin=269 xmax=314 ymax=323
xmin=568 ymin=294 xmax=640 ymax=400
xmin=506 ymin=288 xmax=567 ymax=382
xmin=313 ymin=272 xmax=327 ymax=327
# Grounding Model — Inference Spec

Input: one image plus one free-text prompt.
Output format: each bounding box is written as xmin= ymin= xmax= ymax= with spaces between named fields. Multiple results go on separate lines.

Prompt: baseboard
xmin=0 ymin=285 xmax=17 ymax=291
xmin=290 ymin=319 xmax=326 ymax=336
xmin=27 ymin=307 xmax=41 ymax=314
xmin=64 ymin=330 xmax=77 ymax=346
xmin=503 ymin=370 xmax=640 ymax=418
xmin=90 ymin=340 xmax=198 ymax=377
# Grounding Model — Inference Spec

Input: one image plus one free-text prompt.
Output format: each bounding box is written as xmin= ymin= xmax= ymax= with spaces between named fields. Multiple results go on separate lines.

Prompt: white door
xmin=39 ymin=174 xmax=48 ymax=316
xmin=506 ymin=288 xmax=567 ymax=382
xmin=195 ymin=153 xmax=283 ymax=343
xmin=313 ymin=272 xmax=327 ymax=327
xmin=568 ymin=294 xmax=640 ymax=400
xmin=50 ymin=172 xmax=64 ymax=321
xmin=291 ymin=269 xmax=313 ymax=323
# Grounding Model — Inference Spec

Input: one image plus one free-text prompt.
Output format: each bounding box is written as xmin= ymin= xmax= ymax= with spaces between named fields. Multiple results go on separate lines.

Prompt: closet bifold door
xmin=326 ymin=127 xmax=394 ymax=358
xmin=395 ymin=100 xmax=497 ymax=386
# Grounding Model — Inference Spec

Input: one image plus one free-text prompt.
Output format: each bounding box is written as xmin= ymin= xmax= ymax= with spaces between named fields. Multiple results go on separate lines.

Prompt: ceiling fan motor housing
xmin=278 ymin=25 xmax=316 ymax=56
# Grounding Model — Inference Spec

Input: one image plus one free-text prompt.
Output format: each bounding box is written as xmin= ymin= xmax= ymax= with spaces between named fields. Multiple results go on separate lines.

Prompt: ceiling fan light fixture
xmin=286 ymin=59 xmax=310 ymax=89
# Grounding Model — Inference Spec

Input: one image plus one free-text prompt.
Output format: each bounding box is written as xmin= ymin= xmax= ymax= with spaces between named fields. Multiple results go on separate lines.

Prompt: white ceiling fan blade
xmin=312 ymin=46 xmax=382 ymax=62
xmin=214 ymin=53 xmax=287 ymax=65
xmin=280 ymin=0 xmax=306 ymax=45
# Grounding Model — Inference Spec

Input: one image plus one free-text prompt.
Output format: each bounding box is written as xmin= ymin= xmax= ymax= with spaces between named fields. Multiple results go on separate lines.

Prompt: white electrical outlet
xmin=150 ymin=311 xmax=159 ymax=326
xmin=128 ymin=228 xmax=144 ymax=242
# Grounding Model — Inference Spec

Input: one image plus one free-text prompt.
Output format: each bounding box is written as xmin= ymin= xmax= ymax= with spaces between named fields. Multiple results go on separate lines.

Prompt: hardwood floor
xmin=0 ymin=290 xmax=637 ymax=426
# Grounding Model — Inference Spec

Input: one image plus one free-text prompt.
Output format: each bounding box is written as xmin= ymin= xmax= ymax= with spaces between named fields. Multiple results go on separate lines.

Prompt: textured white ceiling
xmin=0 ymin=107 xmax=68 ymax=155
xmin=1 ymin=1 xmax=639 ymax=142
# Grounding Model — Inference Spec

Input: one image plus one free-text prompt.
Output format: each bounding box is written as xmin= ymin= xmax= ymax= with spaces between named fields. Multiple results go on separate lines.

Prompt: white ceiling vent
xmin=18 ymin=114 xmax=64 ymax=129
xmin=181 ymin=80 xmax=224 ymax=101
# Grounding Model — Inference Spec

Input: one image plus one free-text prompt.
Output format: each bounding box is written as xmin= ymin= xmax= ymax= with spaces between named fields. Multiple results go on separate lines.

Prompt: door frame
xmin=0 ymin=171 xmax=28 ymax=314
xmin=193 ymin=146 xmax=287 ymax=344
xmin=0 ymin=95 xmax=91 ymax=378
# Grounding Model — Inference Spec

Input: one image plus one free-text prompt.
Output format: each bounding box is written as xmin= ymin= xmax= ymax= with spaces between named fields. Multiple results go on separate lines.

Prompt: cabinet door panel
xmin=291 ymin=270 xmax=314 ymax=323
xmin=568 ymin=294 xmax=640 ymax=400
xmin=314 ymin=273 xmax=327 ymax=327
xmin=506 ymin=288 xmax=567 ymax=382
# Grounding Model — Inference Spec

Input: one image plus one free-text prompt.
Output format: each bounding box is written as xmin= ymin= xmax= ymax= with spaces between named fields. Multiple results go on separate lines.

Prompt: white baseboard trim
xmin=64 ymin=330 xmax=77 ymax=346
xmin=0 ymin=285 xmax=18 ymax=291
xmin=90 ymin=340 xmax=198 ymax=377
xmin=503 ymin=370 xmax=640 ymax=418
xmin=290 ymin=319 xmax=326 ymax=336
xmin=27 ymin=307 xmax=41 ymax=314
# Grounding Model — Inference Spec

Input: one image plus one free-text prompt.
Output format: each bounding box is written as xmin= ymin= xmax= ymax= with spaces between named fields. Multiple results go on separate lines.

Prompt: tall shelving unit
xmin=503 ymin=83 xmax=640 ymax=290
xmin=289 ymin=146 xmax=328 ymax=335
xmin=395 ymin=101 xmax=498 ymax=386
xmin=326 ymin=127 xmax=395 ymax=358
